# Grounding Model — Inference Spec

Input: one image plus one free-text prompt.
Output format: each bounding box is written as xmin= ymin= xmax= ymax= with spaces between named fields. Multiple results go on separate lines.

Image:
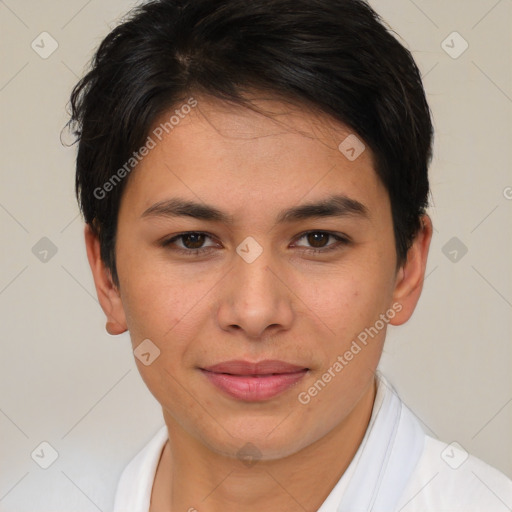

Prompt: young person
xmin=68 ymin=0 xmax=512 ymax=510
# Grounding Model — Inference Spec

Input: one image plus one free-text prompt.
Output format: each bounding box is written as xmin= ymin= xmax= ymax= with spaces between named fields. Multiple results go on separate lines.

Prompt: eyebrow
xmin=141 ymin=194 xmax=369 ymax=224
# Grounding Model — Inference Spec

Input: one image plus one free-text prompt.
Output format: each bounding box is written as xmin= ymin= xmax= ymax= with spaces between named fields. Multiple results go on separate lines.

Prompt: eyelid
xmin=160 ymin=231 xmax=220 ymax=248
xmin=292 ymin=230 xmax=351 ymax=247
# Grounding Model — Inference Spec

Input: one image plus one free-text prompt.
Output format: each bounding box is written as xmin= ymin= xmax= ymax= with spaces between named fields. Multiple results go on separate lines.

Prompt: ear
xmin=389 ymin=214 xmax=433 ymax=326
xmin=84 ymin=224 xmax=128 ymax=335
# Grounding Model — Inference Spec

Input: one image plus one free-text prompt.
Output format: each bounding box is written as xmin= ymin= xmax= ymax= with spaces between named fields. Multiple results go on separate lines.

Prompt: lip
xmin=202 ymin=359 xmax=307 ymax=375
xmin=200 ymin=360 xmax=309 ymax=402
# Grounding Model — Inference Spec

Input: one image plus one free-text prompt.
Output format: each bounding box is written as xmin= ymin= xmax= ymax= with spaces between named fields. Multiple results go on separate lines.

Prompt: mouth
xmin=202 ymin=359 xmax=308 ymax=375
xmin=200 ymin=360 xmax=309 ymax=401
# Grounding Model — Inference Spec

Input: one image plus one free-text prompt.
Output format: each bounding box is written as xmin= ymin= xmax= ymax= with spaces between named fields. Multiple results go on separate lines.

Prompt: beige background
xmin=1 ymin=0 xmax=511 ymax=510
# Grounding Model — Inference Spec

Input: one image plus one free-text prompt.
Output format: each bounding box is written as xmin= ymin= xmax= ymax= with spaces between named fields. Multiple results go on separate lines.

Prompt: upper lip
xmin=201 ymin=360 xmax=308 ymax=376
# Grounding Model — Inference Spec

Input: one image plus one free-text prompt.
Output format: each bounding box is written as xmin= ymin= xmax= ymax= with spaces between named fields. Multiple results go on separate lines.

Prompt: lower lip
xmin=201 ymin=369 xmax=308 ymax=401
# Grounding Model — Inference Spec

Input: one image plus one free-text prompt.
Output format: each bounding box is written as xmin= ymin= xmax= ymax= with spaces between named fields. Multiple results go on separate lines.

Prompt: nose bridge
xmin=216 ymin=244 xmax=293 ymax=338
xmin=236 ymin=255 xmax=275 ymax=304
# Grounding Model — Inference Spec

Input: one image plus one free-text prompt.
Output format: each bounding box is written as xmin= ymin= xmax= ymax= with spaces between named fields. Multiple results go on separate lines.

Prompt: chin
xmin=198 ymin=418 xmax=315 ymax=463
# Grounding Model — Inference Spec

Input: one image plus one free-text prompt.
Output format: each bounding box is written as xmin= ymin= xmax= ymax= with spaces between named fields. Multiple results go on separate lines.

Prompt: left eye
xmin=293 ymin=232 xmax=348 ymax=252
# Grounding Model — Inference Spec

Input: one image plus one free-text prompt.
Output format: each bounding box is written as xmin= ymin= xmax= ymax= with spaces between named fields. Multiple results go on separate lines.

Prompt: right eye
xmin=160 ymin=232 xmax=221 ymax=256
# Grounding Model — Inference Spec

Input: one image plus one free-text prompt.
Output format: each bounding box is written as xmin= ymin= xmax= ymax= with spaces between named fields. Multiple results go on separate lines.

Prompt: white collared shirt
xmin=113 ymin=375 xmax=512 ymax=511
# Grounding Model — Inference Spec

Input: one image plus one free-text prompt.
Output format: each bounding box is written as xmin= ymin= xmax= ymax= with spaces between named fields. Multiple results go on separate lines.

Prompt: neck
xmin=152 ymin=378 xmax=376 ymax=512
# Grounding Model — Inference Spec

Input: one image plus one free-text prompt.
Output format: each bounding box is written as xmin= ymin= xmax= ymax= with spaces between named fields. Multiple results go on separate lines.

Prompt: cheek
xmin=116 ymin=240 xmax=184 ymax=329
xmin=300 ymin=266 xmax=396 ymax=378
xmin=301 ymin=275 xmax=362 ymax=328
xmin=302 ymin=261 xmax=394 ymax=325
xmin=118 ymin=259 xmax=219 ymax=377
xmin=118 ymin=267 xmax=190 ymax=346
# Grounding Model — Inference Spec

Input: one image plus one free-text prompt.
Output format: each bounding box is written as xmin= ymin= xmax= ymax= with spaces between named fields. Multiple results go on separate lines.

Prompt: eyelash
xmin=160 ymin=231 xmax=351 ymax=257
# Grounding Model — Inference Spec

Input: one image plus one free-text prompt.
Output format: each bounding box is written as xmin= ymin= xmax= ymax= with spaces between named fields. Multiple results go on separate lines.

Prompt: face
xmin=88 ymin=95 xmax=430 ymax=461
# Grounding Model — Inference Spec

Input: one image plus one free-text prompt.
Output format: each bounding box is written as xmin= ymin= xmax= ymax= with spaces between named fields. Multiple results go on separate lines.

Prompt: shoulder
xmin=398 ymin=434 xmax=512 ymax=511
xmin=113 ymin=425 xmax=169 ymax=512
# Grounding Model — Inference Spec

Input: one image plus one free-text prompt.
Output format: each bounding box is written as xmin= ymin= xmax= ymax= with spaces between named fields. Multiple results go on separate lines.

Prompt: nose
xmin=215 ymin=248 xmax=294 ymax=340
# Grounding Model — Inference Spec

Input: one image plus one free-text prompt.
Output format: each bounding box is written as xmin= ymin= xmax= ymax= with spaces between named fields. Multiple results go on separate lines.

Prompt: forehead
xmin=119 ymin=95 xmax=388 ymax=221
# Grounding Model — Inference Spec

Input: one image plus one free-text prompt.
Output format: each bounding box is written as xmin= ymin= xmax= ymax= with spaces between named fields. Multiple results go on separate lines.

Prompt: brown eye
xmin=306 ymin=232 xmax=330 ymax=248
xmin=181 ymin=233 xmax=206 ymax=249
xmin=161 ymin=232 xmax=218 ymax=255
xmin=293 ymin=231 xmax=350 ymax=254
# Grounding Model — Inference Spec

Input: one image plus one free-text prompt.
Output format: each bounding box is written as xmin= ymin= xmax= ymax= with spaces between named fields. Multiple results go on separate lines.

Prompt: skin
xmin=85 ymin=95 xmax=432 ymax=512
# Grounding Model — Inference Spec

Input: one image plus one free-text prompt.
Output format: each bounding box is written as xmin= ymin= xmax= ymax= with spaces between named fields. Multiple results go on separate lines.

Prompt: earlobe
xmin=389 ymin=214 xmax=433 ymax=326
xmin=84 ymin=224 xmax=128 ymax=335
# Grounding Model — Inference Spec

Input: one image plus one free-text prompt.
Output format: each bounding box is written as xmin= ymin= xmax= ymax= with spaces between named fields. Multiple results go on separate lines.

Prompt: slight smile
xmin=200 ymin=360 xmax=310 ymax=402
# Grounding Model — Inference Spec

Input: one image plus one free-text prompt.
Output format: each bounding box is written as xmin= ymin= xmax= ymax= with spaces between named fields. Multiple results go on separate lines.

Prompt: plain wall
xmin=1 ymin=0 xmax=511 ymax=510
